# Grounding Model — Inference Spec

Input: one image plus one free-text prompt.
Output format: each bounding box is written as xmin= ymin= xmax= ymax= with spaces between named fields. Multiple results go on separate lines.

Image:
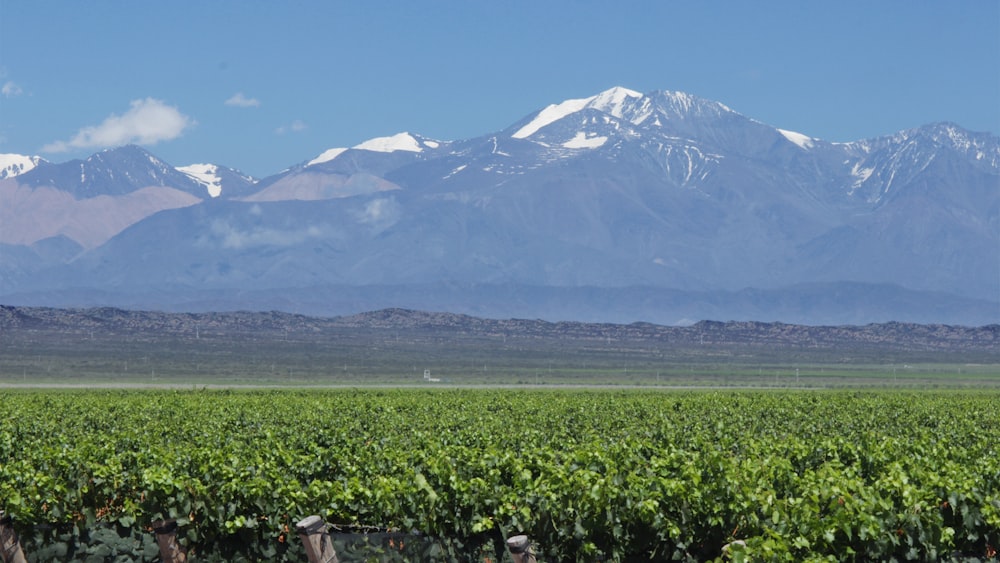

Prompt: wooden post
xmin=0 ymin=512 xmax=27 ymax=563
xmin=152 ymin=519 xmax=187 ymax=563
xmin=506 ymin=534 xmax=536 ymax=563
xmin=296 ymin=515 xmax=338 ymax=563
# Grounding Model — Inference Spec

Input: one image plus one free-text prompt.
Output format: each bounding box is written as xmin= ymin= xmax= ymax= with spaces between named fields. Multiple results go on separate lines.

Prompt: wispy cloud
xmin=353 ymin=197 xmax=401 ymax=234
xmin=224 ymin=92 xmax=260 ymax=108
xmin=42 ymin=98 xmax=194 ymax=153
xmin=2 ymin=81 xmax=22 ymax=97
xmin=355 ymin=197 xmax=400 ymax=225
xmin=275 ymin=120 xmax=307 ymax=135
xmin=209 ymin=219 xmax=323 ymax=249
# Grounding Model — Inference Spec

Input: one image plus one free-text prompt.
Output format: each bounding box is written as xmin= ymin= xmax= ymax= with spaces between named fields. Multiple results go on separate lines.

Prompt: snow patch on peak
xmin=178 ymin=163 xmax=223 ymax=197
xmin=147 ymin=153 xmax=166 ymax=168
xmin=654 ymin=90 xmax=735 ymax=118
xmin=310 ymin=134 xmax=441 ymax=165
xmin=0 ymin=153 xmax=43 ymax=179
xmin=513 ymin=97 xmax=593 ymax=139
xmin=661 ymin=91 xmax=699 ymax=112
xmin=589 ymin=87 xmax=643 ymax=117
xmin=778 ymin=129 xmax=816 ymax=150
xmin=848 ymin=162 xmax=875 ymax=195
xmin=925 ymin=123 xmax=980 ymax=151
xmin=308 ymin=147 xmax=348 ymax=166
xmin=354 ymin=132 xmax=423 ymax=153
xmin=513 ymin=86 xmax=646 ymax=139
xmin=562 ymin=132 xmax=608 ymax=149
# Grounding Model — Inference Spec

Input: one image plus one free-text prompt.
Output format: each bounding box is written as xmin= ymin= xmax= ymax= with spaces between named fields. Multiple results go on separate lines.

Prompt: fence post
xmin=506 ymin=534 xmax=536 ymax=563
xmin=296 ymin=515 xmax=339 ymax=563
xmin=152 ymin=519 xmax=187 ymax=563
xmin=0 ymin=512 xmax=27 ymax=563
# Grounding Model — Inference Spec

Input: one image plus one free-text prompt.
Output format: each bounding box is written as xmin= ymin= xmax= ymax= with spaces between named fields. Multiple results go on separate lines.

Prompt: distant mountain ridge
xmin=1 ymin=87 xmax=997 ymax=325
xmin=1 ymin=145 xmax=256 ymax=196
xmin=3 ymin=305 xmax=997 ymax=356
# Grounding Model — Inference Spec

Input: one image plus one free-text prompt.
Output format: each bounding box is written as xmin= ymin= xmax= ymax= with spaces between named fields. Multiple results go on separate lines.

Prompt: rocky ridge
xmin=2 ymin=305 xmax=996 ymax=356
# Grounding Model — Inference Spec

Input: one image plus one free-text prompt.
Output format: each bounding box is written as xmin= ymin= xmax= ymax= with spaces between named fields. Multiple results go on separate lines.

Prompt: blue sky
xmin=1 ymin=1 xmax=997 ymax=178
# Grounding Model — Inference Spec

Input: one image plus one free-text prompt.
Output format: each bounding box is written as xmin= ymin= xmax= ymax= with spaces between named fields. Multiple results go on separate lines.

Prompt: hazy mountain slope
xmin=0 ymin=145 xmax=257 ymax=249
xmin=0 ymin=179 xmax=201 ymax=248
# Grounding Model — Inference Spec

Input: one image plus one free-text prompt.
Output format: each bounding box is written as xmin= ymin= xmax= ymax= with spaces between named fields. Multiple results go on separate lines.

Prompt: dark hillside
xmin=2 ymin=305 xmax=997 ymax=364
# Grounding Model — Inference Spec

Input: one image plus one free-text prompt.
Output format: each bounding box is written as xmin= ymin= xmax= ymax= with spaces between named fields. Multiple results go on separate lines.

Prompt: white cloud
xmin=275 ymin=120 xmax=307 ymax=135
xmin=209 ymin=219 xmax=322 ymax=249
xmin=2 ymin=81 xmax=22 ymax=97
xmin=42 ymin=98 xmax=194 ymax=153
xmin=357 ymin=198 xmax=392 ymax=223
xmin=354 ymin=197 xmax=401 ymax=231
xmin=225 ymin=92 xmax=260 ymax=107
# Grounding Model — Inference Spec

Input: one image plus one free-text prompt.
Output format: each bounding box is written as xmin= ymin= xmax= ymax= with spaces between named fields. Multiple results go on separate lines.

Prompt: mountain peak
xmin=650 ymin=90 xmax=736 ymax=120
xmin=862 ymin=122 xmax=1000 ymax=166
xmin=177 ymin=163 xmax=223 ymax=197
xmin=84 ymin=144 xmax=170 ymax=171
xmin=917 ymin=122 xmax=986 ymax=145
xmin=177 ymin=163 xmax=257 ymax=198
xmin=512 ymin=86 xmax=646 ymax=139
xmin=0 ymin=153 xmax=45 ymax=179
xmin=89 ymin=143 xmax=157 ymax=158
xmin=307 ymin=132 xmax=445 ymax=167
xmin=589 ymin=86 xmax=644 ymax=114
xmin=15 ymin=144 xmax=207 ymax=197
xmin=354 ymin=132 xmax=425 ymax=153
xmin=917 ymin=122 xmax=1000 ymax=165
xmin=510 ymin=87 xmax=741 ymax=141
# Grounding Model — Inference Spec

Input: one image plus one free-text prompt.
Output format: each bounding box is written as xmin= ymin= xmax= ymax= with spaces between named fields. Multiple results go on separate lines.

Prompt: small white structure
xmin=423 ymin=369 xmax=441 ymax=383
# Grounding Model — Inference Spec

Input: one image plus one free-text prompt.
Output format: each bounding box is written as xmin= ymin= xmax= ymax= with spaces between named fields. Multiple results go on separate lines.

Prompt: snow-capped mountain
xmin=8 ymin=144 xmax=256 ymax=199
xmin=509 ymin=87 xmax=736 ymax=142
xmin=13 ymin=144 xmax=206 ymax=197
xmin=177 ymin=163 xmax=257 ymax=198
xmin=0 ymin=153 xmax=46 ymax=179
xmin=839 ymin=122 xmax=1000 ymax=206
xmin=1 ymin=87 xmax=997 ymax=325
xmin=307 ymin=131 xmax=444 ymax=166
xmin=0 ymin=145 xmax=256 ymax=252
xmin=240 ymin=132 xmax=446 ymax=203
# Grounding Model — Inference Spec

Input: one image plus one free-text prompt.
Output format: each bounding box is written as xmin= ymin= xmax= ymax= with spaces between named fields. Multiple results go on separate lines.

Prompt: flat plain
xmin=1 ymin=306 xmax=999 ymax=561
xmin=1 ymin=306 xmax=998 ymax=388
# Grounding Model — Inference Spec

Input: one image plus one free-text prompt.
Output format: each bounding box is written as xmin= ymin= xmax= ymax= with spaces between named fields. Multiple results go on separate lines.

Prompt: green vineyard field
xmin=1 ymin=389 xmax=998 ymax=561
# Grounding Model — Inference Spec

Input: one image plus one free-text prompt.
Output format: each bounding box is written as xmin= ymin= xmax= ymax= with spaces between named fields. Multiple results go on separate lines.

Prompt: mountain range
xmin=1 ymin=87 xmax=998 ymax=325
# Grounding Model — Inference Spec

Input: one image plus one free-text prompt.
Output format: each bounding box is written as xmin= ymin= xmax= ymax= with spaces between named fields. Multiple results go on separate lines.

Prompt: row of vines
xmin=1 ymin=388 xmax=999 ymax=561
